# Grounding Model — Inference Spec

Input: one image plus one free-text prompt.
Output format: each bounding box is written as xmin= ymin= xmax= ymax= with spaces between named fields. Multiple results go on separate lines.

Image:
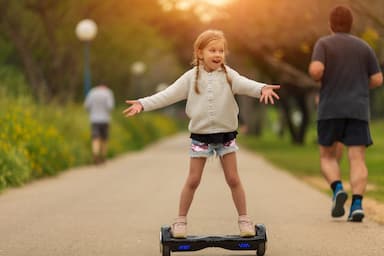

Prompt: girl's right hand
xmin=260 ymin=85 xmax=280 ymax=104
xmin=123 ymin=100 xmax=143 ymax=117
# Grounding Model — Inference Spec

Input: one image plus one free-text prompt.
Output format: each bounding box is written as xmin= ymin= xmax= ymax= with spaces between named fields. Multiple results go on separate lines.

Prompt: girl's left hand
xmin=123 ymin=100 xmax=143 ymax=117
xmin=260 ymin=85 xmax=280 ymax=104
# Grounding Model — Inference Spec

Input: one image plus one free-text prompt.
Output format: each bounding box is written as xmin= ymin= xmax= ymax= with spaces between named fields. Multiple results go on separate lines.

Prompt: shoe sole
xmin=171 ymin=230 xmax=187 ymax=239
xmin=348 ymin=209 xmax=365 ymax=222
xmin=332 ymin=191 xmax=348 ymax=217
xmin=172 ymin=234 xmax=187 ymax=239
xmin=240 ymin=232 xmax=256 ymax=237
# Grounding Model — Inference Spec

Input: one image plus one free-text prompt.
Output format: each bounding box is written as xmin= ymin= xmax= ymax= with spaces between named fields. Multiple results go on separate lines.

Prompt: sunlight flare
xmin=159 ymin=0 xmax=235 ymax=22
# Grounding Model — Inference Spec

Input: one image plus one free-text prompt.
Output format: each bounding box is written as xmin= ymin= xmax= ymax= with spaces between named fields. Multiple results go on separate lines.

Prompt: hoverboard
xmin=159 ymin=224 xmax=267 ymax=256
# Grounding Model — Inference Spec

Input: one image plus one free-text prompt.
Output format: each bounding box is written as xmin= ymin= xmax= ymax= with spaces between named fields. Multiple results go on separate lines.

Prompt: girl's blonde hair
xmin=192 ymin=29 xmax=232 ymax=94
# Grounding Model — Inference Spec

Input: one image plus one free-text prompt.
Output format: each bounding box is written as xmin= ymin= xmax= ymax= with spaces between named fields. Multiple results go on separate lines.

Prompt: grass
xmin=238 ymin=120 xmax=384 ymax=203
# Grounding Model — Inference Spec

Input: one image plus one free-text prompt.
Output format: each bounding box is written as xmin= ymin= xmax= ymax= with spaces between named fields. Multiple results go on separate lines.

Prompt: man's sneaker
xmin=171 ymin=216 xmax=187 ymax=238
xmin=331 ymin=190 xmax=348 ymax=217
xmin=238 ymin=215 xmax=255 ymax=237
xmin=348 ymin=204 xmax=365 ymax=222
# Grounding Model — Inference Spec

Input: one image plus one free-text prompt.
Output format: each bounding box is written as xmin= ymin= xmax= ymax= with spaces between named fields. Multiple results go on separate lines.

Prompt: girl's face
xmin=198 ymin=39 xmax=225 ymax=72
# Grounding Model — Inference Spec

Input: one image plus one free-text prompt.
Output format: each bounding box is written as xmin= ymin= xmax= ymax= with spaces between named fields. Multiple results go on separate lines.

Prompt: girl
xmin=123 ymin=29 xmax=280 ymax=238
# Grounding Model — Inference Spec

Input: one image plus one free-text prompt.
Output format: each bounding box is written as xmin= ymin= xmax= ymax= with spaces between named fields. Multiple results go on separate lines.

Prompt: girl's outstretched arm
xmin=259 ymin=85 xmax=280 ymax=104
xmin=123 ymin=100 xmax=143 ymax=117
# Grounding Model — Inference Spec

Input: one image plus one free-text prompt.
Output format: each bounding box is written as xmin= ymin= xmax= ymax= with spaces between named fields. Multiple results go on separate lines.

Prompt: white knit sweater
xmin=139 ymin=65 xmax=266 ymax=134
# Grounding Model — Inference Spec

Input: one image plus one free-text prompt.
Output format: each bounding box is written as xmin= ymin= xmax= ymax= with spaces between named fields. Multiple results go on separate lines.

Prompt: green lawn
xmin=238 ymin=120 xmax=384 ymax=203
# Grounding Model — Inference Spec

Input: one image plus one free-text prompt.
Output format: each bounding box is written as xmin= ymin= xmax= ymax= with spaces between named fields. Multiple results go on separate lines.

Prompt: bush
xmin=0 ymin=90 xmax=180 ymax=192
xmin=0 ymin=66 xmax=30 ymax=97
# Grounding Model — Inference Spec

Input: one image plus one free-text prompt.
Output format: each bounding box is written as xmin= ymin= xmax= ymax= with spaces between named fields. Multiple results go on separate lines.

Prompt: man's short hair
xmin=329 ymin=5 xmax=353 ymax=33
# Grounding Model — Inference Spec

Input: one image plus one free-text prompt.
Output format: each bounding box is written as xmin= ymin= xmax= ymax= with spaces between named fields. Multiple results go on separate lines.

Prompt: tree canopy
xmin=0 ymin=0 xmax=383 ymax=105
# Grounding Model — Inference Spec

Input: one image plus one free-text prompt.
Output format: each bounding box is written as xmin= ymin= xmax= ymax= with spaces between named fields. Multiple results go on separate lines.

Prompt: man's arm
xmin=308 ymin=61 xmax=325 ymax=82
xmin=369 ymin=72 xmax=383 ymax=89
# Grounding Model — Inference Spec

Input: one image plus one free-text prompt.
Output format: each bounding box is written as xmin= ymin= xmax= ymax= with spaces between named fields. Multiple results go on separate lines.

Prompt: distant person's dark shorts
xmin=317 ymin=118 xmax=372 ymax=147
xmin=91 ymin=123 xmax=109 ymax=140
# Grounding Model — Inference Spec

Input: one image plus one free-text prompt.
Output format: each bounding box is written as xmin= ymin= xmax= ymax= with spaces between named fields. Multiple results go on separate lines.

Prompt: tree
xmin=0 ymin=0 xmax=182 ymax=102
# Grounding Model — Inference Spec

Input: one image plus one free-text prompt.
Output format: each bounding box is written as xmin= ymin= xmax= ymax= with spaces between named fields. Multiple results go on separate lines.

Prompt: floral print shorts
xmin=189 ymin=139 xmax=239 ymax=158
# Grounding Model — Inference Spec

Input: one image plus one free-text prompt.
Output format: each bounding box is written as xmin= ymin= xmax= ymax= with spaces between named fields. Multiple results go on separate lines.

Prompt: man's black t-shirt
xmin=311 ymin=33 xmax=381 ymax=121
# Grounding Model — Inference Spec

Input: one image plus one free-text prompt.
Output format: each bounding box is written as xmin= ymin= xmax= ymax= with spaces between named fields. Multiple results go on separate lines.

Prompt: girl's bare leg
xmin=221 ymin=152 xmax=255 ymax=236
xmin=220 ymin=152 xmax=247 ymax=215
xmin=178 ymin=157 xmax=206 ymax=216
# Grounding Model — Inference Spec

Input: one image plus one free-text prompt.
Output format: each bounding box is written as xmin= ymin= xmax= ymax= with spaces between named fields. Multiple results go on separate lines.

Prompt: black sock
xmin=330 ymin=180 xmax=342 ymax=193
xmin=352 ymin=194 xmax=363 ymax=204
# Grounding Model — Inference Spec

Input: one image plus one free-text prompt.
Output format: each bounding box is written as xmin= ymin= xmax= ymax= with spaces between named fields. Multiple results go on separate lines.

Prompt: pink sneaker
xmin=238 ymin=215 xmax=255 ymax=237
xmin=171 ymin=216 xmax=187 ymax=238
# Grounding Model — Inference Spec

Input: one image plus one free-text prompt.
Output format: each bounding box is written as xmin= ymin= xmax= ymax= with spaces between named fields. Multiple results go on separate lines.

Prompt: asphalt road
xmin=0 ymin=133 xmax=383 ymax=256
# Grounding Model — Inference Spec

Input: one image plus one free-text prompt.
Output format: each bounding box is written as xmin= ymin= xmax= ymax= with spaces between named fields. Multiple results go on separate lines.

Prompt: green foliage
xmin=238 ymin=126 xmax=320 ymax=177
xmin=0 ymin=95 xmax=79 ymax=190
xmin=0 ymin=0 xmax=183 ymax=102
xmin=0 ymin=145 xmax=30 ymax=189
xmin=109 ymin=109 xmax=180 ymax=155
xmin=0 ymin=37 xmax=13 ymax=64
xmin=0 ymin=90 xmax=180 ymax=192
xmin=0 ymin=66 xmax=30 ymax=97
xmin=361 ymin=27 xmax=380 ymax=50
xmin=371 ymin=86 xmax=384 ymax=119
xmin=366 ymin=121 xmax=384 ymax=201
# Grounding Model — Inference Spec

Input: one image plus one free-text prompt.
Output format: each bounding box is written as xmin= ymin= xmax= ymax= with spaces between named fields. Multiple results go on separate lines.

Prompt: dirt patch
xmin=303 ymin=176 xmax=384 ymax=224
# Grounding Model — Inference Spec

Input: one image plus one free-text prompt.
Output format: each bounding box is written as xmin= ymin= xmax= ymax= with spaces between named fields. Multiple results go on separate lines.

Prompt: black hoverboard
xmin=159 ymin=224 xmax=267 ymax=256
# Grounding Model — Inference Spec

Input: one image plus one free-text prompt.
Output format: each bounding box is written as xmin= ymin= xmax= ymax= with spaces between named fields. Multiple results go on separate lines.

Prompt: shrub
xmin=0 ymin=90 xmax=180 ymax=191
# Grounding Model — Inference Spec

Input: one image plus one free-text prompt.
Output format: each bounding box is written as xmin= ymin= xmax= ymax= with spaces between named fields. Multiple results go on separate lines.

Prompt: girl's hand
xmin=260 ymin=85 xmax=280 ymax=104
xmin=123 ymin=100 xmax=143 ymax=117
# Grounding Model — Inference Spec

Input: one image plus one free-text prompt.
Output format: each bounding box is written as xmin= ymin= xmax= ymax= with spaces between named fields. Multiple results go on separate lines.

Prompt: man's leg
xmin=92 ymin=138 xmax=102 ymax=164
xmin=100 ymin=139 xmax=108 ymax=163
xmin=348 ymin=146 xmax=368 ymax=194
xmin=320 ymin=143 xmax=348 ymax=217
xmin=319 ymin=143 xmax=343 ymax=183
xmin=335 ymin=141 xmax=344 ymax=163
xmin=347 ymin=146 xmax=367 ymax=222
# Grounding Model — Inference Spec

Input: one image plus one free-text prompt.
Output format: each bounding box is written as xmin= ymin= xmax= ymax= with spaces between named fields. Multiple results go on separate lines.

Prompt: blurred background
xmin=1 ymin=0 xmax=384 ymax=202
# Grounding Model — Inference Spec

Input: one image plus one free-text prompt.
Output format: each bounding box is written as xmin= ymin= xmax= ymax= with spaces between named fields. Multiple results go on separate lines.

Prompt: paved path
xmin=0 ymin=133 xmax=383 ymax=256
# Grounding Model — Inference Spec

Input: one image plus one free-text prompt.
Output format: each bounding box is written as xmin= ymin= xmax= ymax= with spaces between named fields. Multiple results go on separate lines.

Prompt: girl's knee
xmin=186 ymin=177 xmax=201 ymax=190
xmin=226 ymin=176 xmax=241 ymax=188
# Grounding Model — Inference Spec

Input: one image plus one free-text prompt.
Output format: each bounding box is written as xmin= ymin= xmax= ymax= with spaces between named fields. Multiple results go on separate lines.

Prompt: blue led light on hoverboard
xmin=238 ymin=243 xmax=251 ymax=248
xmin=178 ymin=245 xmax=191 ymax=250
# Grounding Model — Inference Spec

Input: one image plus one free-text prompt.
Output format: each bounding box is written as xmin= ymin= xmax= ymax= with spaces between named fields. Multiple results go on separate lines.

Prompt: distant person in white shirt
xmin=123 ymin=30 xmax=280 ymax=238
xmin=84 ymin=84 xmax=115 ymax=164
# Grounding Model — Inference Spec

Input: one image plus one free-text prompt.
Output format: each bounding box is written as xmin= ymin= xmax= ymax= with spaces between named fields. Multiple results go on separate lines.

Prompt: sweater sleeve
xmin=138 ymin=70 xmax=190 ymax=112
xmin=227 ymin=66 xmax=266 ymax=98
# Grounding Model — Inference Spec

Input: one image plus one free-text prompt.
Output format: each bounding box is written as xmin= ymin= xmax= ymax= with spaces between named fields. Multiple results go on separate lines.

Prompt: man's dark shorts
xmin=91 ymin=123 xmax=109 ymax=140
xmin=317 ymin=118 xmax=373 ymax=147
